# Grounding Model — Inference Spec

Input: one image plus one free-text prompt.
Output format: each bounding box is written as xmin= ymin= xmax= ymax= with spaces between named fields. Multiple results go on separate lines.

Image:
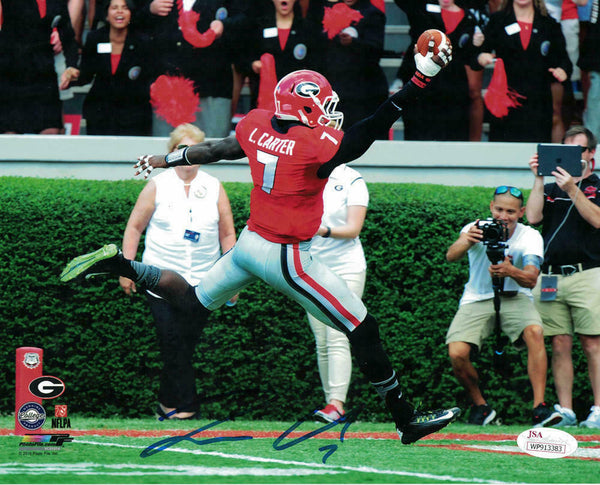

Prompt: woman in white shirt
xmin=310 ymin=164 xmax=369 ymax=422
xmin=120 ymin=123 xmax=236 ymax=419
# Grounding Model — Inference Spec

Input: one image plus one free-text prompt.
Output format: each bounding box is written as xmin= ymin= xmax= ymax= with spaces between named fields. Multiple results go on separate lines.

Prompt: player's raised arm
xmin=134 ymin=135 xmax=245 ymax=179
xmin=317 ymin=31 xmax=452 ymax=178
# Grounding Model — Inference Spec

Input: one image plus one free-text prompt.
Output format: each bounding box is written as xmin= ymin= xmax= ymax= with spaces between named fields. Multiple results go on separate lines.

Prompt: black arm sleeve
xmin=317 ymin=80 xmax=422 ymax=178
xmin=185 ymin=135 xmax=246 ymax=165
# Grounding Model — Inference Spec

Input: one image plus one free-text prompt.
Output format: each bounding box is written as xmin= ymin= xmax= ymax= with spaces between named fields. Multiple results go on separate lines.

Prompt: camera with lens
xmin=477 ymin=218 xmax=508 ymax=264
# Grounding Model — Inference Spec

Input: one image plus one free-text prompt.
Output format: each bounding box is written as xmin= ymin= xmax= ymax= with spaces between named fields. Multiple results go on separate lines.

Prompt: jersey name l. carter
xmin=248 ymin=128 xmax=296 ymax=155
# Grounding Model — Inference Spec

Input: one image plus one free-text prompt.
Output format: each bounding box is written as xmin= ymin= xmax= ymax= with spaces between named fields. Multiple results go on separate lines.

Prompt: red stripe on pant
xmin=291 ymin=243 xmax=361 ymax=329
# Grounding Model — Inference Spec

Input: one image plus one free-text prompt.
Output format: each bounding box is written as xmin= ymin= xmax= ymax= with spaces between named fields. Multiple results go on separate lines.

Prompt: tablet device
xmin=537 ymin=143 xmax=582 ymax=177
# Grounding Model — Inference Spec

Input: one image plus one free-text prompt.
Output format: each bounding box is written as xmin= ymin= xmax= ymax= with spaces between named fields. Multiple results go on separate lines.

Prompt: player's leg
xmin=259 ymin=239 xmax=460 ymax=443
xmin=60 ymin=244 xmax=203 ymax=310
xmin=60 ymin=244 xmax=255 ymax=314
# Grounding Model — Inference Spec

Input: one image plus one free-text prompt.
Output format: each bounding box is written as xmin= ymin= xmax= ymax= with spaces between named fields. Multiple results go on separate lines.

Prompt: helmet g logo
xmin=295 ymin=81 xmax=320 ymax=98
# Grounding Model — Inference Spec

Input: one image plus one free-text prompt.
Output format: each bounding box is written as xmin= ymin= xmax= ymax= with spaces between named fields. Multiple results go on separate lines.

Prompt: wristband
xmin=411 ymin=70 xmax=432 ymax=89
xmin=165 ymin=146 xmax=191 ymax=167
xmin=323 ymin=226 xmax=331 ymax=238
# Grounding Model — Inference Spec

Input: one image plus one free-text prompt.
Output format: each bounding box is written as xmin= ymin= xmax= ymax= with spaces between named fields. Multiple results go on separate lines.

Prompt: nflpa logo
xmin=55 ymin=405 xmax=68 ymax=418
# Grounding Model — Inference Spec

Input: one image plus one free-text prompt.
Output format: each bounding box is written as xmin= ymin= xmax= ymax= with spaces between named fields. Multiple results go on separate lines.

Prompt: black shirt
xmin=540 ymin=173 xmax=600 ymax=266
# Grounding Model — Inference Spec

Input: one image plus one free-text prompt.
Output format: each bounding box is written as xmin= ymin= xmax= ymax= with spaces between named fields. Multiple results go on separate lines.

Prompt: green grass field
xmin=1 ymin=415 xmax=599 ymax=483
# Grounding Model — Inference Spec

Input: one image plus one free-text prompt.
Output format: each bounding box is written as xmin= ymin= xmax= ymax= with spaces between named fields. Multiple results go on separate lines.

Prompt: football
xmin=416 ymin=29 xmax=450 ymax=56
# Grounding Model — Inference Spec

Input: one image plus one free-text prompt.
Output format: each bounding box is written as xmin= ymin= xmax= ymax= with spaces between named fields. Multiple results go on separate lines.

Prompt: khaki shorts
xmin=446 ymin=294 xmax=543 ymax=351
xmin=533 ymin=267 xmax=600 ymax=337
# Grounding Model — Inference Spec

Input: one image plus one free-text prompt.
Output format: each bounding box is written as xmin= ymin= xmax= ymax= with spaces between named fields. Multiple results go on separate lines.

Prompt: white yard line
xmin=466 ymin=443 xmax=600 ymax=459
xmin=30 ymin=438 xmax=520 ymax=484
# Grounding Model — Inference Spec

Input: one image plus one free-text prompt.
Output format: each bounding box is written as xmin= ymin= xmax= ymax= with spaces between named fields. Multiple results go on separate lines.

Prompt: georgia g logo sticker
xmin=29 ymin=376 xmax=65 ymax=399
xmin=295 ymin=81 xmax=319 ymax=98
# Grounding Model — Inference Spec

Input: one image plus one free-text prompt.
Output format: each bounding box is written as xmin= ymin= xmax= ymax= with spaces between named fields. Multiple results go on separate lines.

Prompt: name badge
xmin=183 ymin=229 xmax=200 ymax=243
xmin=539 ymin=275 xmax=558 ymax=301
xmin=97 ymin=42 xmax=112 ymax=54
xmin=426 ymin=3 xmax=442 ymax=13
xmin=263 ymin=27 xmax=278 ymax=38
xmin=505 ymin=22 xmax=521 ymax=35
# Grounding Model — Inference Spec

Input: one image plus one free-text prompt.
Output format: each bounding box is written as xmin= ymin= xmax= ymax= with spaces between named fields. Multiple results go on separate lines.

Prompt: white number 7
xmin=256 ymin=150 xmax=279 ymax=194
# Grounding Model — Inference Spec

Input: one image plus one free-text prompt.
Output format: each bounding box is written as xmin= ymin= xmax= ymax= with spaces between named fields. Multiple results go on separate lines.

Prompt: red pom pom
xmin=150 ymin=75 xmax=200 ymax=128
xmin=322 ymin=3 xmax=363 ymax=40
xmin=416 ymin=29 xmax=449 ymax=56
xmin=484 ymin=58 xmax=526 ymax=118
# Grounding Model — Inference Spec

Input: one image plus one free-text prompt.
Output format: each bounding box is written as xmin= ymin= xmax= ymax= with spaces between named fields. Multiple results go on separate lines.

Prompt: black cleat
xmin=60 ymin=244 xmax=120 ymax=282
xmin=398 ymin=407 xmax=461 ymax=445
xmin=468 ymin=404 xmax=497 ymax=426
xmin=532 ymin=402 xmax=562 ymax=428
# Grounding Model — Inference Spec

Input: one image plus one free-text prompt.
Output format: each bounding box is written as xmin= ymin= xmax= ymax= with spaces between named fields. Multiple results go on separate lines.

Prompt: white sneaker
xmin=580 ymin=405 xmax=600 ymax=429
xmin=552 ymin=404 xmax=578 ymax=427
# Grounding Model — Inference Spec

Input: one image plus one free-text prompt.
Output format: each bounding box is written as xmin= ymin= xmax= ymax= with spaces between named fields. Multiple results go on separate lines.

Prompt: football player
xmin=61 ymin=38 xmax=459 ymax=444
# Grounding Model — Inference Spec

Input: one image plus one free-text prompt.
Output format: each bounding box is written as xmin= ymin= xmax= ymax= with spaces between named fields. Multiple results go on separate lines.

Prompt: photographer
xmin=446 ymin=186 xmax=560 ymax=427
xmin=526 ymin=126 xmax=600 ymax=428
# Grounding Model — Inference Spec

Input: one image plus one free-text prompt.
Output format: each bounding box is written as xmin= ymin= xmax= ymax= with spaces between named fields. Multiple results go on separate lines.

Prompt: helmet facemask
xmin=315 ymin=91 xmax=343 ymax=130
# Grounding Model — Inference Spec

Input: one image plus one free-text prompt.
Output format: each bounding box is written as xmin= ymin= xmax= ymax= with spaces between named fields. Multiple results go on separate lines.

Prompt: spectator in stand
xmin=394 ymin=0 xmax=483 ymax=141
xmin=578 ymin=0 xmax=600 ymax=142
xmin=322 ymin=0 xmax=389 ymax=137
xmin=64 ymin=0 xmax=155 ymax=135
xmin=310 ymin=163 xmax=369 ymax=423
xmin=526 ymin=126 xmax=600 ymax=429
xmin=241 ymin=0 xmax=326 ymax=109
xmin=144 ymin=0 xmax=248 ymax=137
xmin=120 ymin=123 xmax=237 ymax=420
xmin=0 ymin=0 xmax=80 ymax=134
xmin=542 ymin=0 xmax=588 ymax=134
xmin=476 ymin=0 xmax=572 ymax=143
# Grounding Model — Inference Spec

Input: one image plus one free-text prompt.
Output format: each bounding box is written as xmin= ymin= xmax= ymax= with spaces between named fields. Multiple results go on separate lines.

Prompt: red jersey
xmin=236 ymin=109 xmax=344 ymax=243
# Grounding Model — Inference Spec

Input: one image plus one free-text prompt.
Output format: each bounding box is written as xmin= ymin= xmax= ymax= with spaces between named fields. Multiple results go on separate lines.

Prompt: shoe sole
xmin=400 ymin=407 xmax=461 ymax=445
xmin=533 ymin=411 xmax=563 ymax=428
xmin=59 ymin=244 xmax=118 ymax=282
xmin=314 ymin=410 xmax=342 ymax=423
xmin=482 ymin=409 xmax=497 ymax=426
xmin=552 ymin=418 xmax=578 ymax=427
xmin=467 ymin=408 xmax=497 ymax=426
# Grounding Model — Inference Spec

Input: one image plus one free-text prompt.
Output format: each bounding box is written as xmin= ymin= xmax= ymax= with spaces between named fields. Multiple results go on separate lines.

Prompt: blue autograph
xmin=273 ymin=407 xmax=359 ymax=463
xmin=140 ymin=420 xmax=253 ymax=458
xmin=141 ymin=407 xmax=361 ymax=463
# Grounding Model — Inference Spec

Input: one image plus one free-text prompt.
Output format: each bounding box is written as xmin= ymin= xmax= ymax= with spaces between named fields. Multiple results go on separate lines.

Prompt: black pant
xmin=146 ymin=292 xmax=207 ymax=413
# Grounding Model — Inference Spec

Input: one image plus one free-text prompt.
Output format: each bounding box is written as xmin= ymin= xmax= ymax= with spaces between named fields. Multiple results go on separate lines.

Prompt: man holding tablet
xmin=526 ymin=125 xmax=600 ymax=428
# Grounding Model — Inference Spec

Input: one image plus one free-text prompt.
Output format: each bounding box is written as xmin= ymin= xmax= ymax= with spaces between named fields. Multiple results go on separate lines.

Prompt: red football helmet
xmin=274 ymin=70 xmax=343 ymax=130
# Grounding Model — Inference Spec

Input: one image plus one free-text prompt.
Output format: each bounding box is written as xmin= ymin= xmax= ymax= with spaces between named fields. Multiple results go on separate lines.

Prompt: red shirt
xmin=111 ymin=53 xmax=121 ymax=75
xmin=517 ymin=21 xmax=532 ymax=49
xmin=278 ymin=28 xmax=291 ymax=51
xmin=236 ymin=109 xmax=344 ymax=243
xmin=441 ymin=8 xmax=464 ymax=35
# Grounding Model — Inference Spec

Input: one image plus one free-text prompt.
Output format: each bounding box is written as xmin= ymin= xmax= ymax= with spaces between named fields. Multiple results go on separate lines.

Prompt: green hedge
xmin=0 ymin=176 xmax=592 ymax=423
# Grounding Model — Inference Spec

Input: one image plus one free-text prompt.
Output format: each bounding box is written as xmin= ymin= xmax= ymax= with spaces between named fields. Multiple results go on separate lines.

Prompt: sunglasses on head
xmin=495 ymin=185 xmax=523 ymax=200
